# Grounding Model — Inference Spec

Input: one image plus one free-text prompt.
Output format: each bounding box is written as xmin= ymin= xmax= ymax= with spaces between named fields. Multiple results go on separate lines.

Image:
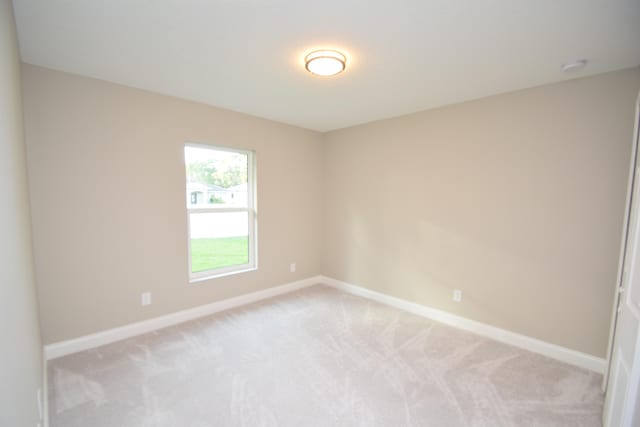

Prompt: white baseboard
xmin=45 ymin=274 xmax=606 ymax=374
xmin=320 ymin=275 xmax=606 ymax=374
xmin=44 ymin=275 xmax=322 ymax=360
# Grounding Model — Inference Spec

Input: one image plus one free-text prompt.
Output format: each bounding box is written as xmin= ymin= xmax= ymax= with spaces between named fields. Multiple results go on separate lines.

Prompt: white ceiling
xmin=12 ymin=0 xmax=640 ymax=132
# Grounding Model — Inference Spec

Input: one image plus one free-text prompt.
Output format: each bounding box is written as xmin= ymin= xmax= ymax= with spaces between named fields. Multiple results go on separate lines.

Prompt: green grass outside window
xmin=190 ymin=236 xmax=249 ymax=272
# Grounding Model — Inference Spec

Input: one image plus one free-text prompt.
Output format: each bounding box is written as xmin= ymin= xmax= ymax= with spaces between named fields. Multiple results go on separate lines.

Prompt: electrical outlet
xmin=453 ymin=289 xmax=462 ymax=303
xmin=289 ymin=263 xmax=296 ymax=273
xmin=141 ymin=292 xmax=152 ymax=306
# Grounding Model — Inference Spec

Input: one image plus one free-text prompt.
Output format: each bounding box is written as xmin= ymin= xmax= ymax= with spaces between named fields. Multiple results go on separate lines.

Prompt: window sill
xmin=189 ymin=267 xmax=257 ymax=284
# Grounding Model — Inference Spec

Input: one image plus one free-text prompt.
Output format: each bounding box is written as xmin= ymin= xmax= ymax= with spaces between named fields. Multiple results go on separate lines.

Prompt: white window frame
xmin=185 ymin=142 xmax=257 ymax=282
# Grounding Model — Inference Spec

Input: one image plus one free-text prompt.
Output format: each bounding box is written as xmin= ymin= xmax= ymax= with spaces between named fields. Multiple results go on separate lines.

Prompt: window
xmin=184 ymin=143 xmax=256 ymax=281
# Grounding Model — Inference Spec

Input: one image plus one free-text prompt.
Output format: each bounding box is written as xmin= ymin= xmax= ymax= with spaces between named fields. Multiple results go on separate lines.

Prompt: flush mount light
xmin=561 ymin=59 xmax=588 ymax=72
xmin=305 ymin=50 xmax=346 ymax=76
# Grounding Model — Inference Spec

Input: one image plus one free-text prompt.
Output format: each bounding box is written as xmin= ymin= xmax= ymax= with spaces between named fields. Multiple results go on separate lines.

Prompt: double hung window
xmin=184 ymin=144 xmax=256 ymax=281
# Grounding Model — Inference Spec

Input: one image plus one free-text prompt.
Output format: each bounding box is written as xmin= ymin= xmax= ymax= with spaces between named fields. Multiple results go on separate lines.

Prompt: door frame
xmin=603 ymin=92 xmax=640 ymax=391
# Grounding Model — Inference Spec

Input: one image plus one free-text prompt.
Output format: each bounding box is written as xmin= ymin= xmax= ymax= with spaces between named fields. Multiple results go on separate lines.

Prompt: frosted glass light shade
xmin=305 ymin=50 xmax=346 ymax=76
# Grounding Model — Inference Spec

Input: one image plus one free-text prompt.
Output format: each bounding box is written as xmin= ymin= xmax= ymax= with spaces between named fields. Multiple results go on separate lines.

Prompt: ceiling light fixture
xmin=305 ymin=50 xmax=346 ymax=76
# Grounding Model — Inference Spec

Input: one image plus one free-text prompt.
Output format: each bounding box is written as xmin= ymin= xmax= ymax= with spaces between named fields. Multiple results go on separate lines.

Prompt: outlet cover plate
xmin=453 ymin=289 xmax=462 ymax=303
xmin=141 ymin=292 xmax=152 ymax=306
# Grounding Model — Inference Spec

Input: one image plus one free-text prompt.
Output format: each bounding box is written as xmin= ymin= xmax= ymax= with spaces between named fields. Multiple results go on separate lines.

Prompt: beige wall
xmin=22 ymin=64 xmax=324 ymax=344
xmin=0 ymin=1 xmax=43 ymax=426
xmin=22 ymin=59 xmax=640 ymax=359
xmin=323 ymin=68 xmax=640 ymax=357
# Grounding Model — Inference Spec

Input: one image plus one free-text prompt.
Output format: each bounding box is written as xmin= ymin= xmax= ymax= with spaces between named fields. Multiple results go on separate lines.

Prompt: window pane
xmin=189 ymin=211 xmax=249 ymax=273
xmin=185 ymin=146 xmax=248 ymax=208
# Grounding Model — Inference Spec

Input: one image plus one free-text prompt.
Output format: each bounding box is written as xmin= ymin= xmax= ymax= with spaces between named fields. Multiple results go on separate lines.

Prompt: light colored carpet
xmin=48 ymin=285 xmax=603 ymax=426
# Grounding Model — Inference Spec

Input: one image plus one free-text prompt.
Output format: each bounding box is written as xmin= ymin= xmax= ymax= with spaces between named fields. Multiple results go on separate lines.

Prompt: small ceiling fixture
xmin=561 ymin=59 xmax=588 ymax=72
xmin=305 ymin=50 xmax=346 ymax=76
